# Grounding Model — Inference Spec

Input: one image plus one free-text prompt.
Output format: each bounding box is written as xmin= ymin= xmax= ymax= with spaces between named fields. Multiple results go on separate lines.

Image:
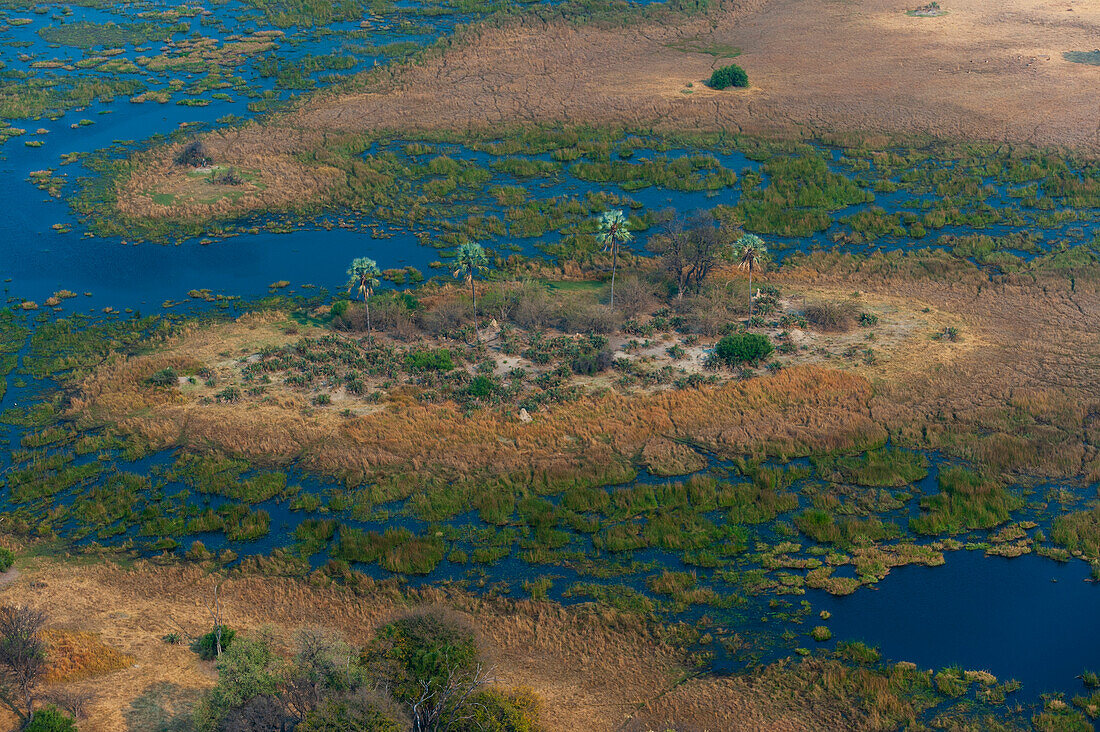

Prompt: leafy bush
xmin=365 ymin=609 xmax=478 ymax=703
xmin=191 ymin=625 xmax=235 ymax=661
xmin=146 ymin=367 xmax=177 ymax=387
xmin=708 ymin=64 xmax=748 ymax=89
xmin=0 ymin=548 xmax=14 ymax=573
xmin=331 ymin=299 xmax=350 ymax=318
xmin=570 ymin=348 xmax=613 ymax=375
xmin=457 ymin=687 xmax=542 ymax=731
xmin=297 ymin=695 xmax=405 ymax=732
xmin=714 ymin=333 xmax=773 ymax=366
xmin=23 ymin=707 xmax=76 ymax=732
xmin=466 ymin=375 xmax=497 ymax=398
xmin=404 ymin=349 xmax=454 ymax=372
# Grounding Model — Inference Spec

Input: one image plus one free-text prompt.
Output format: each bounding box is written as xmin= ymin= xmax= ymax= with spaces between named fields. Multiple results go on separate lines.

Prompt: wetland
xmin=0 ymin=0 xmax=1098 ymax=729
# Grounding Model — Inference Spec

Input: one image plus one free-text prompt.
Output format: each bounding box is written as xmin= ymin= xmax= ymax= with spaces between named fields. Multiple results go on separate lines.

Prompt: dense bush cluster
xmin=713 ymin=333 xmax=774 ymax=366
xmin=707 ymin=63 xmax=749 ymax=89
xmin=195 ymin=610 xmax=541 ymax=732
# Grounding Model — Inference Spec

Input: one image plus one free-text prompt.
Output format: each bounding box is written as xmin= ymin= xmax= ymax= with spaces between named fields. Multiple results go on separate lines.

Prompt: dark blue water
xmin=815 ymin=550 xmax=1100 ymax=699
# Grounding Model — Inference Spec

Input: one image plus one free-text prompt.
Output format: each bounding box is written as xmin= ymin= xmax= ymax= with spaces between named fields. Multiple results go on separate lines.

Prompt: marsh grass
xmin=910 ymin=468 xmax=1023 ymax=535
xmin=813 ymin=448 xmax=928 ymax=487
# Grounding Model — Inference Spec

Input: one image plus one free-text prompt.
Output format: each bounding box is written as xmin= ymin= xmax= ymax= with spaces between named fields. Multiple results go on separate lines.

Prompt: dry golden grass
xmin=42 ymin=629 xmax=134 ymax=684
xmin=0 ymin=557 xmax=868 ymax=731
xmin=75 ymin=355 xmax=881 ymax=480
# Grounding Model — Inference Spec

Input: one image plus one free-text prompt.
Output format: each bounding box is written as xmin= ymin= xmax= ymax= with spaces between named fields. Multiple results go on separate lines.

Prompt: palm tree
xmin=453 ymin=241 xmax=490 ymax=342
xmin=596 ymin=209 xmax=634 ymax=308
xmin=735 ymin=234 xmax=768 ymax=319
xmin=346 ymin=257 xmax=381 ymax=344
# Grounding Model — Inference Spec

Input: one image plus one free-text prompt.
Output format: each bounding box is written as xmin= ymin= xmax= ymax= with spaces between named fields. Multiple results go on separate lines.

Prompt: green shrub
xmin=23 ymin=707 xmax=76 ymax=732
xmin=714 ymin=333 xmax=773 ymax=366
xmin=191 ymin=625 xmax=235 ymax=661
xmin=146 ymin=367 xmax=178 ymax=387
xmin=466 ymin=375 xmax=497 ymax=398
xmin=404 ymin=349 xmax=454 ymax=372
xmin=0 ymin=548 xmax=14 ymax=572
xmin=456 ymin=687 xmax=542 ymax=731
xmin=366 ymin=609 xmax=478 ymax=704
xmin=297 ymin=696 xmax=404 ymax=731
xmin=708 ymin=64 xmax=748 ymax=89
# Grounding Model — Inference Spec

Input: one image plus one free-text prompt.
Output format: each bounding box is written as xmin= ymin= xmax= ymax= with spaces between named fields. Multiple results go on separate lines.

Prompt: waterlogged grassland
xmin=87 ymin=125 xmax=1100 ymax=272
xmin=0 ymin=0 xmax=697 ymax=133
xmin=0 ymin=257 xmax=1099 ymax=727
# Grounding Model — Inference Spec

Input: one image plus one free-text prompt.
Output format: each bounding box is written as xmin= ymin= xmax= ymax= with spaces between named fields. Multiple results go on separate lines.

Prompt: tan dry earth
xmin=121 ymin=0 xmax=1100 ymax=219
xmin=0 ymin=559 xmax=849 ymax=731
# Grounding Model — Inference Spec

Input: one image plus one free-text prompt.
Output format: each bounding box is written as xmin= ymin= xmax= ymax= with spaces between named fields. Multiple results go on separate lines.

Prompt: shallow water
xmin=815 ymin=549 xmax=1100 ymax=701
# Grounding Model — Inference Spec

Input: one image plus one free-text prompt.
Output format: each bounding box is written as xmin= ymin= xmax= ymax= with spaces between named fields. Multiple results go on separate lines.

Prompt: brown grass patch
xmin=43 ymin=629 xmax=134 ymax=683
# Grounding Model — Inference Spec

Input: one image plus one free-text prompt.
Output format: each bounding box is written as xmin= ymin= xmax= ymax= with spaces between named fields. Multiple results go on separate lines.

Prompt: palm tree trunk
xmin=365 ymin=294 xmax=372 ymax=345
xmin=748 ymin=270 xmax=754 ymax=317
xmin=471 ymin=275 xmax=480 ymax=342
xmin=610 ymin=243 xmax=618 ymax=308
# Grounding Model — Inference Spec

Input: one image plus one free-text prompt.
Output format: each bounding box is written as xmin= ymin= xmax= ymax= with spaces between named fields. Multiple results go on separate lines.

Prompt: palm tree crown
xmin=453 ymin=242 xmax=490 ymax=342
xmin=347 ymin=257 xmax=381 ymax=300
xmin=347 ymin=256 xmax=381 ymax=343
xmin=734 ymin=234 xmax=768 ymax=319
xmin=596 ymin=209 xmax=634 ymax=307
xmin=452 ymin=241 xmax=489 ymax=283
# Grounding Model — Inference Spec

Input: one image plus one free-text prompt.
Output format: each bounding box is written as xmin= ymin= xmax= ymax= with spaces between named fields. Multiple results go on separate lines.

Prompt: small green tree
xmin=0 ymin=549 xmax=14 ymax=573
xmin=22 ymin=706 xmax=76 ymax=732
xmin=347 ymin=257 xmax=382 ymax=345
xmin=596 ymin=209 xmax=634 ymax=308
xmin=452 ymin=242 xmax=490 ymax=342
xmin=735 ymin=234 xmax=768 ymax=318
xmin=708 ymin=64 xmax=749 ymax=89
xmin=715 ymin=333 xmax=774 ymax=366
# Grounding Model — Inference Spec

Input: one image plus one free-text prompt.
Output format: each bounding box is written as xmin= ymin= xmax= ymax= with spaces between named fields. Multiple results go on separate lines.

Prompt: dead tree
xmin=205 ymin=581 xmax=226 ymax=658
xmin=410 ymin=663 xmax=494 ymax=732
xmin=0 ymin=605 xmax=48 ymax=723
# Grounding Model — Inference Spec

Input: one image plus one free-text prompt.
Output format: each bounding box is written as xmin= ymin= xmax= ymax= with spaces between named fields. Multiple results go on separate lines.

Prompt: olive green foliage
xmin=404 ymin=349 xmax=455 ymax=372
xmin=457 ymin=687 xmax=542 ymax=731
xmin=910 ymin=468 xmax=1023 ymax=535
xmin=22 ymin=707 xmax=76 ymax=732
xmin=707 ymin=63 xmax=748 ymax=89
xmin=191 ymin=626 xmax=236 ymax=661
xmin=197 ymin=629 xmax=376 ymax=731
xmin=813 ymin=448 xmax=929 ymax=487
xmin=365 ymin=610 xmax=479 ymax=705
xmin=297 ymin=696 xmax=404 ymax=731
xmin=0 ymin=549 xmax=14 ymax=573
xmin=714 ymin=333 xmax=773 ymax=365
xmin=38 ymin=20 xmax=185 ymax=49
xmin=1052 ymin=506 xmax=1100 ymax=558
xmin=795 ymin=510 xmax=901 ymax=548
